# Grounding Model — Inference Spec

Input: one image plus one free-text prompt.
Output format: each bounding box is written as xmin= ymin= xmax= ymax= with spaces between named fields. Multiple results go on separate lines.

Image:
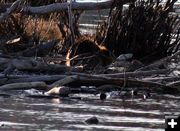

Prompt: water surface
xmin=0 ymin=93 xmax=180 ymax=130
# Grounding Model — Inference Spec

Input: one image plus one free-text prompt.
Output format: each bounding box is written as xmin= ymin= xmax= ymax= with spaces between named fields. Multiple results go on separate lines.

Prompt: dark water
xmin=0 ymin=93 xmax=180 ymax=131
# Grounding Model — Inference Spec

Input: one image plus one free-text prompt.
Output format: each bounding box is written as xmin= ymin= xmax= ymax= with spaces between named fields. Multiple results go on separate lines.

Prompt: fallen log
xmin=48 ymin=75 xmax=78 ymax=89
xmin=0 ymin=81 xmax=47 ymax=91
xmin=0 ymin=75 xmax=77 ymax=91
xmin=0 ymin=75 xmax=66 ymax=85
xmin=1 ymin=73 xmax=179 ymax=87
xmin=73 ymin=75 xmax=162 ymax=87
xmin=17 ymin=62 xmax=82 ymax=73
xmin=142 ymin=76 xmax=180 ymax=82
xmin=2 ymin=58 xmax=83 ymax=74
xmin=0 ymin=0 xmax=133 ymax=15
xmin=67 ymin=69 xmax=169 ymax=78
xmin=0 ymin=73 xmax=178 ymax=93
xmin=69 ymin=75 xmax=178 ymax=93
xmin=22 ymin=1 xmax=114 ymax=14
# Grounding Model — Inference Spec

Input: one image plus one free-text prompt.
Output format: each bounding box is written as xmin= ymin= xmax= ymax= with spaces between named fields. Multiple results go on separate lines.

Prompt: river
xmin=0 ymin=92 xmax=180 ymax=130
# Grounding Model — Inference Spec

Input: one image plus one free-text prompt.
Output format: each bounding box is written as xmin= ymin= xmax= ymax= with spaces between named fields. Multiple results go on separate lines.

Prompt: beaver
xmin=66 ymin=36 xmax=114 ymax=69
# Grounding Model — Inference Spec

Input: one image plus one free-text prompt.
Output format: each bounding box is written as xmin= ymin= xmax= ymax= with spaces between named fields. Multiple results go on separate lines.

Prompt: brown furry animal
xmin=66 ymin=36 xmax=114 ymax=69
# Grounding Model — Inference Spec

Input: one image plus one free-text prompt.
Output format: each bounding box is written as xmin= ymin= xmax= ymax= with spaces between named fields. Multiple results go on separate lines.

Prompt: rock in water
xmin=85 ymin=116 xmax=99 ymax=124
xmin=100 ymin=92 xmax=107 ymax=100
xmin=116 ymin=53 xmax=133 ymax=61
xmin=131 ymin=89 xmax=138 ymax=96
xmin=143 ymin=91 xmax=151 ymax=100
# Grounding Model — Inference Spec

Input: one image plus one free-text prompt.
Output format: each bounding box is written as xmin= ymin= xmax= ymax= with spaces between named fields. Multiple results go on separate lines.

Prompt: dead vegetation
xmin=100 ymin=0 xmax=180 ymax=63
xmin=0 ymin=0 xmax=180 ymax=98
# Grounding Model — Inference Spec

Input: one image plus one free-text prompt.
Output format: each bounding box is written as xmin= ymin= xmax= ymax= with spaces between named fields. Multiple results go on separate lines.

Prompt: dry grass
xmin=0 ymin=0 xmax=82 ymax=54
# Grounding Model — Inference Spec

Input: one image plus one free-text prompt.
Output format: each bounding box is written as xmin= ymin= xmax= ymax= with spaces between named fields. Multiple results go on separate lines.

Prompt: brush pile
xmin=101 ymin=0 xmax=180 ymax=63
xmin=0 ymin=0 xmax=180 ymax=98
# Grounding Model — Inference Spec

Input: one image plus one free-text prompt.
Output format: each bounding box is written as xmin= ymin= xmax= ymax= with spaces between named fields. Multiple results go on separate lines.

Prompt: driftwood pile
xmin=0 ymin=0 xmax=180 ymax=99
xmin=100 ymin=0 xmax=180 ymax=63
